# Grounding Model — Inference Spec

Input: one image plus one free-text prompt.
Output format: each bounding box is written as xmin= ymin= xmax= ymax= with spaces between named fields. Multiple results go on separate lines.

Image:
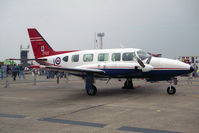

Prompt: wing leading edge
xmin=45 ymin=66 xmax=105 ymax=75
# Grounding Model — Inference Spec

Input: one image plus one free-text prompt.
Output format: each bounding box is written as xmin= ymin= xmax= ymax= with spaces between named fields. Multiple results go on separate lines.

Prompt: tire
xmin=167 ymin=86 xmax=176 ymax=95
xmin=124 ymin=81 xmax=128 ymax=88
xmin=124 ymin=80 xmax=133 ymax=88
xmin=87 ymin=85 xmax=97 ymax=96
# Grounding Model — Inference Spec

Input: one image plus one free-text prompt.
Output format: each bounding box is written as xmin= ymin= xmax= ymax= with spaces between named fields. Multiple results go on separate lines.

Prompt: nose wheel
xmin=167 ymin=85 xmax=176 ymax=95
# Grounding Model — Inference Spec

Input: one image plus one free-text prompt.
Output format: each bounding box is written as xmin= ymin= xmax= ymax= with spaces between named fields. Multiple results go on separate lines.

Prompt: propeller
xmin=136 ymin=57 xmax=153 ymax=72
xmin=136 ymin=57 xmax=145 ymax=68
xmin=146 ymin=56 xmax=152 ymax=64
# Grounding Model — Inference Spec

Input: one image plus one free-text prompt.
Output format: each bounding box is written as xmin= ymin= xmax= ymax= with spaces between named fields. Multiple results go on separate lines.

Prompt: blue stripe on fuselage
xmin=100 ymin=68 xmax=190 ymax=78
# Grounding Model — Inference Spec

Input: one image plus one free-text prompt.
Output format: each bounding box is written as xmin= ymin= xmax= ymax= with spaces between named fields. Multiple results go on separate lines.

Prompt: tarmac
xmin=0 ymin=75 xmax=199 ymax=133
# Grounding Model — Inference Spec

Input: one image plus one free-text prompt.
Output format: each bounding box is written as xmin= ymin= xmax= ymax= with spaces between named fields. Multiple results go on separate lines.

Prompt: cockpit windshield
xmin=136 ymin=50 xmax=150 ymax=60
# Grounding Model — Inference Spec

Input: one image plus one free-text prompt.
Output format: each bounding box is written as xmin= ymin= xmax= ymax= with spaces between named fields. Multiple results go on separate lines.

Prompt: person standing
xmin=19 ymin=64 xmax=25 ymax=79
xmin=2 ymin=65 xmax=7 ymax=78
xmin=0 ymin=65 xmax=3 ymax=80
xmin=46 ymin=70 xmax=50 ymax=79
xmin=16 ymin=64 xmax=20 ymax=78
xmin=7 ymin=65 xmax=11 ymax=75
xmin=12 ymin=64 xmax=17 ymax=81
xmin=193 ymin=63 xmax=198 ymax=77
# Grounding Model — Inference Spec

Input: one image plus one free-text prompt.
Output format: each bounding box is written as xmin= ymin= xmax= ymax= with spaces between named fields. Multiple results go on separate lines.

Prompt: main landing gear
xmin=86 ymin=85 xmax=97 ymax=96
xmin=85 ymin=73 xmax=97 ymax=96
xmin=122 ymin=78 xmax=134 ymax=89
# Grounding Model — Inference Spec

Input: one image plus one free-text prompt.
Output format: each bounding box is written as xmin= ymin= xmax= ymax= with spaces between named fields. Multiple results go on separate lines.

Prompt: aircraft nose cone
xmin=190 ymin=66 xmax=194 ymax=72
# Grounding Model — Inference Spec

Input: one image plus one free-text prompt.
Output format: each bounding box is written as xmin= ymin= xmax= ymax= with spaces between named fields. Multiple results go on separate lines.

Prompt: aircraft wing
xmin=45 ymin=66 xmax=105 ymax=75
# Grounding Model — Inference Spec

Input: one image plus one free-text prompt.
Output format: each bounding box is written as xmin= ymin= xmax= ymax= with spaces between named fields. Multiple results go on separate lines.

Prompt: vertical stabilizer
xmin=28 ymin=28 xmax=55 ymax=58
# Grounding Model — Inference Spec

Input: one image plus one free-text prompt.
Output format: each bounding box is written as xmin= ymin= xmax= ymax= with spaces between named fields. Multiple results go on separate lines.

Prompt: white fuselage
xmin=38 ymin=48 xmax=191 ymax=79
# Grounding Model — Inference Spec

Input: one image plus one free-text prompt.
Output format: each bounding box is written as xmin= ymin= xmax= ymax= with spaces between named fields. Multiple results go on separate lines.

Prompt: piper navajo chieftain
xmin=25 ymin=28 xmax=194 ymax=96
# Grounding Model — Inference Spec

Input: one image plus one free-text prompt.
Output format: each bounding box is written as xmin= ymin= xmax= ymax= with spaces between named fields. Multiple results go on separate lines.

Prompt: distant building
xmin=20 ymin=45 xmax=30 ymax=66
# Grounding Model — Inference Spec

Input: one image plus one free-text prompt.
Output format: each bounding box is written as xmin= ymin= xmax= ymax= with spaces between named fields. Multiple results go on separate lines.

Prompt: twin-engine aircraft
xmin=26 ymin=28 xmax=194 ymax=96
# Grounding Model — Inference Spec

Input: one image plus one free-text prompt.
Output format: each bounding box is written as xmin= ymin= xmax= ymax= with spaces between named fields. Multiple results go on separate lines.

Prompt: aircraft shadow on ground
xmin=97 ymin=86 xmax=163 ymax=96
xmin=57 ymin=85 xmax=163 ymax=103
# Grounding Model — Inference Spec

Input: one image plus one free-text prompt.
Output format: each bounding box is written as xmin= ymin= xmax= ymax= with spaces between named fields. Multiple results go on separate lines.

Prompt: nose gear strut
xmin=167 ymin=80 xmax=176 ymax=95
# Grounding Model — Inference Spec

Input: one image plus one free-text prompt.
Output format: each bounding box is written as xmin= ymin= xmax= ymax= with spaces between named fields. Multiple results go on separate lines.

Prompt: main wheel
xmin=167 ymin=86 xmax=176 ymax=95
xmin=123 ymin=79 xmax=133 ymax=89
xmin=87 ymin=85 xmax=97 ymax=96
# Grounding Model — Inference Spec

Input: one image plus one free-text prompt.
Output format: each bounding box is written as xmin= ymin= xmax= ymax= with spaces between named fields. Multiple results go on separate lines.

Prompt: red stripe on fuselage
xmin=54 ymin=50 xmax=80 ymax=55
xmin=153 ymin=68 xmax=189 ymax=70
xmin=81 ymin=66 xmax=189 ymax=70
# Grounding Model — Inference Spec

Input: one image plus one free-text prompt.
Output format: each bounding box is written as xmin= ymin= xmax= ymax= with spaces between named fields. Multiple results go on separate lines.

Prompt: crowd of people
xmin=39 ymin=69 xmax=66 ymax=79
xmin=0 ymin=64 xmax=25 ymax=81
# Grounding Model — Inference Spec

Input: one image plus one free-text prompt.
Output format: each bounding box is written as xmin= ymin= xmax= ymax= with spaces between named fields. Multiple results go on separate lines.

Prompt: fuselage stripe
xmin=30 ymin=37 xmax=42 ymax=39
xmin=80 ymin=67 xmax=189 ymax=70
xmin=31 ymin=39 xmax=43 ymax=42
xmin=153 ymin=68 xmax=189 ymax=70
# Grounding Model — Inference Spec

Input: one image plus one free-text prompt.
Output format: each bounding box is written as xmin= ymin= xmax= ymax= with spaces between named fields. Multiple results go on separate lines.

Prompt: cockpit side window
xmin=137 ymin=50 xmax=149 ymax=60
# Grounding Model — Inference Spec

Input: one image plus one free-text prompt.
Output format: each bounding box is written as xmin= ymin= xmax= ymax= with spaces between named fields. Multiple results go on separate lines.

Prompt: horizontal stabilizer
xmin=8 ymin=58 xmax=47 ymax=61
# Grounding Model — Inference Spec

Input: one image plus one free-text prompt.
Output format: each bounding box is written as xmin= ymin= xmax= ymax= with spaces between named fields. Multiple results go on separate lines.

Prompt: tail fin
xmin=28 ymin=28 xmax=55 ymax=58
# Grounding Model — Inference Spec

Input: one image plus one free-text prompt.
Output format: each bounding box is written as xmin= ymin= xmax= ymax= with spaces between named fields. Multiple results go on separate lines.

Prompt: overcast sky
xmin=0 ymin=0 xmax=199 ymax=60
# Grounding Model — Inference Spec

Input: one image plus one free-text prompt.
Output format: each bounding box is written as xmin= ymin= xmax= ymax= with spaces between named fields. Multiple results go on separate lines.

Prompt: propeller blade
xmin=137 ymin=57 xmax=145 ymax=68
xmin=146 ymin=56 xmax=152 ymax=64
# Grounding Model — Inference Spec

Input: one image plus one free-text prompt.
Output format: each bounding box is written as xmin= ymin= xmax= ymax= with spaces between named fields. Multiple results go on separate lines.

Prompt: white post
xmin=33 ymin=69 xmax=36 ymax=85
xmin=4 ymin=72 xmax=9 ymax=88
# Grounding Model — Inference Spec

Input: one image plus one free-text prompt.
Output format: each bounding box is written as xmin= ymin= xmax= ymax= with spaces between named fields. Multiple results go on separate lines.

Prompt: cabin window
xmin=122 ymin=52 xmax=136 ymax=61
xmin=62 ymin=56 xmax=68 ymax=62
xmin=71 ymin=54 xmax=79 ymax=62
xmin=83 ymin=54 xmax=93 ymax=62
xmin=98 ymin=53 xmax=109 ymax=61
xmin=112 ymin=53 xmax=121 ymax=61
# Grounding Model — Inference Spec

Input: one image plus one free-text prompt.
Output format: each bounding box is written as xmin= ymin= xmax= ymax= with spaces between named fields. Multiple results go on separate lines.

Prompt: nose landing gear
xmin=167 ymin=85 xmax=176 ymax=95
xmin=167 ymin=79 xmax=176 ymax=95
